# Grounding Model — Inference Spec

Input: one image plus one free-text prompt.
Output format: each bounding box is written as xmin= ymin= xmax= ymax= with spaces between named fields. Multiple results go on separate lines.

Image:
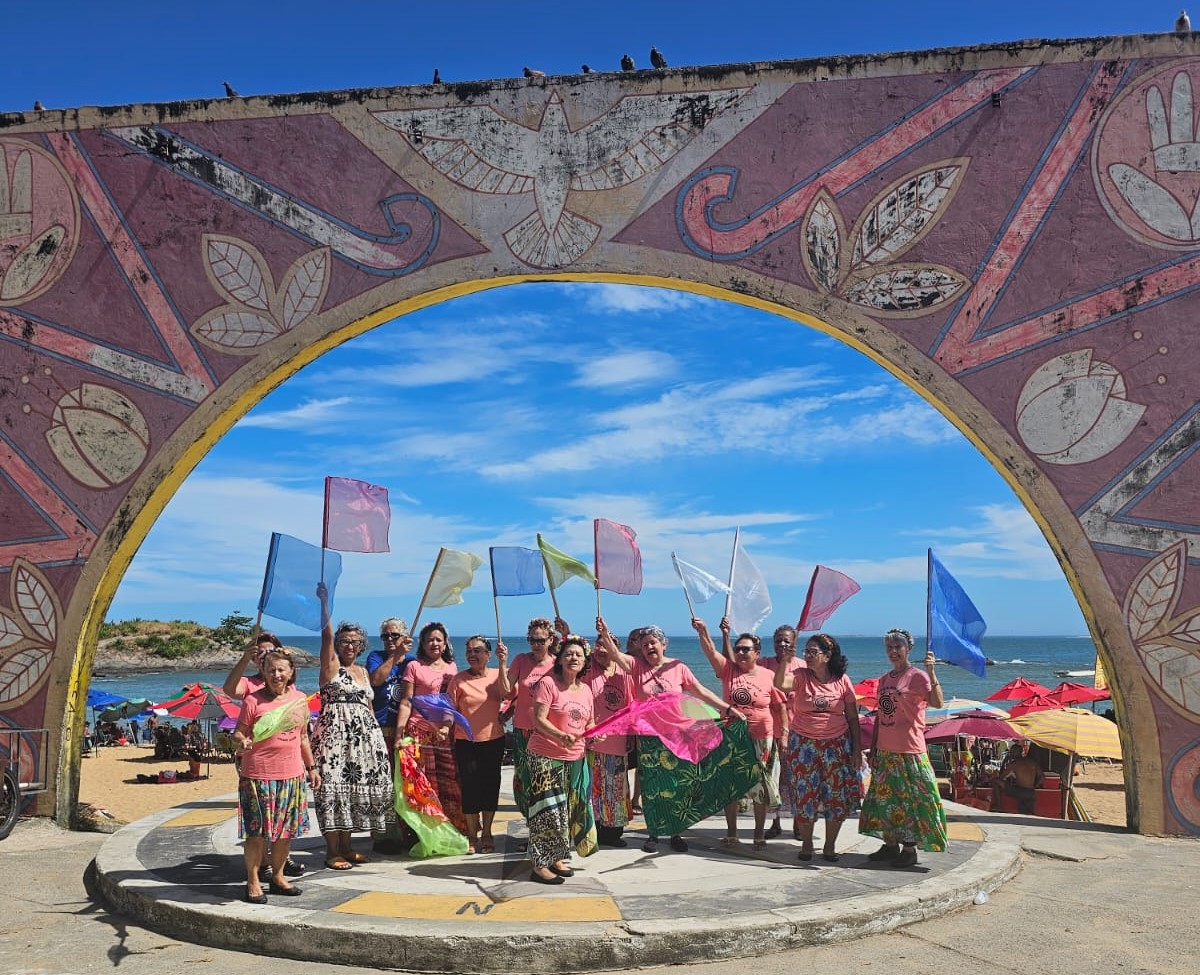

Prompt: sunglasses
xmin=734 ymin=646 xmax=757 ymax=653
xmin=381 ymin=632 xmax=406 ymax=641
xmin=528 ymin=637 xmax=549 ymax=646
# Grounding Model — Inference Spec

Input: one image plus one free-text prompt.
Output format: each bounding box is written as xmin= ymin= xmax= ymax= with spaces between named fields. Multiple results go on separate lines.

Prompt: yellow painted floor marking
xmin=161 ymin=802 xmax=238 ymax=828
xmin=946 ymin=821 xmax=985 ymax=841
xmin=332 ymin=891 xmax=622 ymax=922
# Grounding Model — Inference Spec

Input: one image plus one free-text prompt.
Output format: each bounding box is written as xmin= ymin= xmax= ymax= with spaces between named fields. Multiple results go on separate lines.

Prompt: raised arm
xmin=394 ymin=676 xmax=415 ymax=739
xmin=318 ymin=583 xmax=338 ymax=687
xmin=370 ymin=631 xmax=412 ymax=687
xmin=495 ymin=642 xmax=512 ymax=696
xmin=223 ymin=640 xmax=257 ymax=699
xmin=685 ymin=678 xmax=745 ymax=721
xmin=923 ymin=650 xmax=944 ymax=708
xmin=596 ymin=617 xmax=634 ymax=672
xmin=719 ymin=616 xmax=735 ymax=665
xmin=692 ymin=617 xmax=726 ymax=677
xmin=773 ymin=644 xmax=798 ymax=692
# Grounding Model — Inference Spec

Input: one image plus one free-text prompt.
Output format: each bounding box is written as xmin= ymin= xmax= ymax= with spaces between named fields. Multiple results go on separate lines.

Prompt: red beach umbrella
xmin=1045 ymin=681 xmax=1111 ymax=706
xmin=152 ymin=682 xmax=220 ymax=710
xmin=925 ymin=711 xmax=1022 ymax=742
xmin=853 ymin=678 xmax=879 ymax=709
xmin=1007 ymin=692 xmax=1064 ymax=717
xmin=163 ymin=691 xmax=240 ymax=722
xmin=986 ymin=677 xmax=1051 ymax=702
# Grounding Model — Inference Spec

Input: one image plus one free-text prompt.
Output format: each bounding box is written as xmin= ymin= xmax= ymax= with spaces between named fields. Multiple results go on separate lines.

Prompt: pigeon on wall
xmin=581 ymin=64 xmax=592 ymax=73
xmin=433 ymin=68 xmax=441 ymax=84
xmin=650 ymin=47 xmax=667 ymax=69
xmin=523 ymin=66 xmax=546 ymax=77
xmin=621 ymin=54 xmax=635 ymax=71
xmin=1177 ymin=9 xmax=1192 ymax=31
xmin=223 ymin=81 xmax=239 ymax=97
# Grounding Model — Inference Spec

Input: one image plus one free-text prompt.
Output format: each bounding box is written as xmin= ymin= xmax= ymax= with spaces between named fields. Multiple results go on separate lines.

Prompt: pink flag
xmin=323 ymin=476 xmax=391 ymax=553
xmin=594 ymin=518 xmax=642 ymax=595
xmin=797 ymin=564 xmax=860 ymax=630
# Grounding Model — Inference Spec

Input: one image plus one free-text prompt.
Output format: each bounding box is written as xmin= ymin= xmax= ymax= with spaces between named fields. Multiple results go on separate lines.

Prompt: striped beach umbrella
xmin=1007 ymin=707 xmax=1122 ymax=759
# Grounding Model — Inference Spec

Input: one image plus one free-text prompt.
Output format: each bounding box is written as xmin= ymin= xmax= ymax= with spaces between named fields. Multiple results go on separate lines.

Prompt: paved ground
xmin=0 ymin=799 xmax=1194 ymax=975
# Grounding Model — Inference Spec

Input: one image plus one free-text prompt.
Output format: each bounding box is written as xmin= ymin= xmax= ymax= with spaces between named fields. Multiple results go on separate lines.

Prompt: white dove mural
xmin=375 ymin=87 xmax=748 ymax=268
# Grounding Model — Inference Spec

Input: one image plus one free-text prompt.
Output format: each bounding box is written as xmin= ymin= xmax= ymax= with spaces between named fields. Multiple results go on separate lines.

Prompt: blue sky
xmin=6 ymin=1 xmax=1172 ymax=637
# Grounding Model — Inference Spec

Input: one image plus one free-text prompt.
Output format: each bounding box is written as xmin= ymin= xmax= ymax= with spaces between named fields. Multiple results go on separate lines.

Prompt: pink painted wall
xmin=3 ymin=34 xmax=1200 ymax=832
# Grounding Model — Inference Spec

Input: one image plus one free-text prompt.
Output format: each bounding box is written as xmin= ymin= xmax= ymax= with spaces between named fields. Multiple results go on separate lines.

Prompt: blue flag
xmin=928 ymin=549 xmax=987 ymax=678
xmin=489 ymin=546 xmax=546 ymax=596
xmin=258 ymin=532 xmax=342 ymax=631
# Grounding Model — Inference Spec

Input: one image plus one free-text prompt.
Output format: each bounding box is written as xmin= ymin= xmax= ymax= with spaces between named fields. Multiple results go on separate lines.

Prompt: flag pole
xmin=537 ymin=534 xmax=563 ymax=621
xmin=926 ymin=548 xmax=933 ymax=660
xmin=723 ymin=527 xmax=739 ymax=622
xmin=320 ymin=477 xmax=332 ymax=584
xmin=672 ymin=553 xmax=698 ymax=619
xmin=593 ymin=518 xmax=602 ymax=620
xmin=412 ymin=547 xmax=445 ymax=636
xmin=493 ymin=594 xmax=503 ymax=646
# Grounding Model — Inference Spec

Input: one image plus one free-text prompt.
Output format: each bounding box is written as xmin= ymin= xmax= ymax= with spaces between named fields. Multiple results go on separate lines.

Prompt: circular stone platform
xmin=93 ymin=791 xmax=1019 ymax=973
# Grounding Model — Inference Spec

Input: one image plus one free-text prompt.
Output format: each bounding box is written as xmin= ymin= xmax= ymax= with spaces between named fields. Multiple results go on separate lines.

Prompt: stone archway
xmin=4 ymin=32 xmax=1200 ymax=834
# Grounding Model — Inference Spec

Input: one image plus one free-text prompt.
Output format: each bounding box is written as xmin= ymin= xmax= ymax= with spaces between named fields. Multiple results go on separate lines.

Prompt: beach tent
xmin=986 ymin=677 xmax=1051 ymax=702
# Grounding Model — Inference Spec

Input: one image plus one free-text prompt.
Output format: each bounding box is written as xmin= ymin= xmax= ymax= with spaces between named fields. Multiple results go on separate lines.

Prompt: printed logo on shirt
xmin=813 ymin=694 xmax=830 ymax=712
xmin=602 ymin=681 xmax=626 ymax=711
xmin=565 ymin=703 xmax=588 ymax=730
xmin=878 ymin=691 xmax=897 ymax=716
xmin=730 ymin=686 xmax=753 ymax=707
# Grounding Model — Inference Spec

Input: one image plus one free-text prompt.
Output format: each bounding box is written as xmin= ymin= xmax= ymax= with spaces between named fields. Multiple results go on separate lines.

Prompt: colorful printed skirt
xmin=405 ymin=723 xmax=468 ymax=836
xmin=786 ymin=730 xmax=860 ymax=823
xmin=776 ymin=739 xmax=794 ymax=814
xmin=859 ymin=749 xmax=948 ymax=852
xmin=743 ymin=736 xmax=781 ymax=809
xmin=238 ymin=775 xmax=310 ymax=841
xmin=512 ymin=728 xmax=531 ymax=818
xmin=526 ymin=752 xmax=597 ymax=868
xmin=589 ymin=750 xmax=630 ymax=828
xmin=638 ymin=719 xmax=761 ymax=838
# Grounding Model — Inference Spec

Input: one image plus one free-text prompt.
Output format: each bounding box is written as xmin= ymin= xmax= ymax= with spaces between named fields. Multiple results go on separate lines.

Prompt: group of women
xmin=226 ymin=597 xmax=949 ymax=903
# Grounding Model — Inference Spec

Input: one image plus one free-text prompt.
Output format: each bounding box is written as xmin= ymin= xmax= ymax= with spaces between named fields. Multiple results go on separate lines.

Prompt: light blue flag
xmin=489 ymin=546 xmax=546 ymax=597
xmin=927 ymin=549 xmax=988 ymax=678
xmin=258 ymin=532 xmax=342 ymax=632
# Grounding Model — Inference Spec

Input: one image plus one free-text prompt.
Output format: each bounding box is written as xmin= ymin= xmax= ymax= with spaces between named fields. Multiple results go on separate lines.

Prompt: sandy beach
xmin=76 ymin=742 xmax=1128 ymax=828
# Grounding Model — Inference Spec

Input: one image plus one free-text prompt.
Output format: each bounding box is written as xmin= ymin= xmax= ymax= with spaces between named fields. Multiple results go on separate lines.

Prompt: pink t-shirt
xmin=874 ymin=666 xmax=931 ymax=754
xmin=236 ymin=687 xmax=307 ymax=781
xmin=447 ymin=668 xmax=505 ymax=742
xmin=586 ymin=667 xmax=632 ymax=756
xmin=788 ymin=670 xmax=856 ymax=739
xmin=231 ymin=673 xmax=265 ymax=700
xmin=509 ymin=652 xmax=556 ymax=731
xmin=527 ymin=677 xmax=593 ymax=761
xmin=722 ymin=665 xmax=782 ymax=740
xmin=763 ymin=656 xmax=804 ymax=737
xmin=630 ymin=658 xmax=699 ymax=701
xmin=405 ymin=658 xmax=457 ymax=733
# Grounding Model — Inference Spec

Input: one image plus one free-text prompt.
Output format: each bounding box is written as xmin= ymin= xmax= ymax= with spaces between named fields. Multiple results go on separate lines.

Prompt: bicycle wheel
xmin=0 ymin=767 xmax=18 ymax=841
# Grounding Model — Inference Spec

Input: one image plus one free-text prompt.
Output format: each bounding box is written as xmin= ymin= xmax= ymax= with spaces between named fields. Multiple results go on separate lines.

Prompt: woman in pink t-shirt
xmin=232 ymin=649 xmax=319 ymax=904
xmin=526 ymin=635 xmax=596 ymax=884
xmin=774 ymin=632 xmax=861 ymax=862
xmin=447 ymin=634 xmax=511 ymax=853
xmin=395 ymin=622 xmax=466 ymax=836
xmin=585 ymin=634 xmax=633 ymax=847
xmin=859 ymin=627 xmax=948 ymax=868
xmin=506 ymin=616 xmax=559 ymax=821
xmin=694 ymin=617 xmax=785 ymax=851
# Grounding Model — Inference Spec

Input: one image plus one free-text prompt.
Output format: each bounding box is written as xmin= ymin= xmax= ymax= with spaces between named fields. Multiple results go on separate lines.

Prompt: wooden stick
xmin=537 ymin=536 xmax=563 ymax=621
xmin=411 ymin=546 xmax=445 ymax=637
xmin=724 ymin=527 xmax=739 ymax=621
xmin=493 ymin=594 xmax=503 ymax=646
xmin=673 ymin=553 xmax=697 ymax=619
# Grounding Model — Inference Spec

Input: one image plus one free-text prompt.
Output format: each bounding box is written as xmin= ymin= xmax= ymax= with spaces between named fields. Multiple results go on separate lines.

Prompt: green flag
xmin=537 ymin=533 xmax=596 ymax=590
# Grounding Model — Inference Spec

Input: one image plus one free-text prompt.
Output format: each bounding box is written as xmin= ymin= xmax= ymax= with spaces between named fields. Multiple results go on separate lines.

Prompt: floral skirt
xmin=744 ymin=737 xmax=781 ymax=809
xmin=638 ymin=720 xmax=760 ymax=838
xmin=859 ymin=750 xmax=948 ymax=852
xmin=238 ymin=775 xmax=310 ymax=841
xmin=512 ymin=728 xmax=531 ymax=818
xmin=405 ymin=723 xmax=468 ymax=835
xmin=786 ymin=731 xmax=859 ymax=823
xmin=589 ymin=750 xmax=630 ymax=828
xmin=526 ymin=752 xmax=597 ymax=868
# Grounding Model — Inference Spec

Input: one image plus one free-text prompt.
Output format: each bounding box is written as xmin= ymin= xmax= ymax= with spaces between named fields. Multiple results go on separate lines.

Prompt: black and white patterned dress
xmin=312 ymin=667 xmax=393 ymax=832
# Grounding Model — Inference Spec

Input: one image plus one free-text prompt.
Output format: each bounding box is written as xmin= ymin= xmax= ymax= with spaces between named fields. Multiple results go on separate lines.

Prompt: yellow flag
xmin=537 ymin=533 xmax=595 ymax=590
xmin=425 ymin=548 xmax=484 ymax=607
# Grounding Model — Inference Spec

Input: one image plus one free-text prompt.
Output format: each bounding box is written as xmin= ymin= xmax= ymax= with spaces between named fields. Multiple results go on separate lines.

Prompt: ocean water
xmin=90 ymin=634 xmax=1104 ymax=713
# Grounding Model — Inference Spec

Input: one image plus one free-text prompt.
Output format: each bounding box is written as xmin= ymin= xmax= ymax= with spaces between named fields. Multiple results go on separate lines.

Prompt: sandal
xmin=798 ymin=846 xmax=814 ymax=862
xmin=324 ymin=856 xmax=354 ymax=870
xmin=719 ymin=836 xmax=741 ymax=849
xmin=764 ymin=821 xmax=782 ymax=839
xmin=752 ymin=839 xmax=768 ymax=851
xmin=345 ymin=851 xmax=369 ymax=865
xmin=477 ymin=837 xmax=495 ymax=854
xmin=822 ymin=850 xmax=840 ymax=862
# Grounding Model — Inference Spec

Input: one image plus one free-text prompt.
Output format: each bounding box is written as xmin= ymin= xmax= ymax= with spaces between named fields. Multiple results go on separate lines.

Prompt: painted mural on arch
xmin=4 ymin=34 xmax=1200 ymax=834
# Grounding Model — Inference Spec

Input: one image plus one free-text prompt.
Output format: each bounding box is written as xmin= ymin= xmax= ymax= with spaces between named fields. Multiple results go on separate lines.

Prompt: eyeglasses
xmin=381 ymin=632 xmax=406 ymax=641
xmin=337 ymin=640 xmax=366 ymax=649
xmin=803 ymin=647 xmax=828 ymax=656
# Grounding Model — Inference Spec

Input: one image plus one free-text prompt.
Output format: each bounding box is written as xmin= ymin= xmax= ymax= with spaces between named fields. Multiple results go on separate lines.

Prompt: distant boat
xmin=1055 ymin=669 xmax=1096 ymax=677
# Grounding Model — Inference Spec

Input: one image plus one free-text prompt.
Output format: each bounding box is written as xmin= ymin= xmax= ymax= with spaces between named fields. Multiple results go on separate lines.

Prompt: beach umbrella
xmin=152 ymin=682 xmax=221 ymax=711
xmin=307 ymin=691 xmax=322 ymax=715
xmin=858 ymin=713 xmax=875 ymax=741
xmin=927 ymin=698 xmax=1010 ymax=722
xmin=1008 ymin=692 xmax=1064 ymax=717
xmin=163 ymin=691 xmax=240 ymax=722
xmin=986 ymin=677 xmax=1051 ymax=701
xmin=925 ymin=711 xmax=1022 ymax=742
xmin=1008 ymin=707 xmax=1121 ymax=760
xmin=853 ymin=678 xmax=879 ymax=709
xmin=86 ymin=689 xmax=126 ymax=709
xmin=1045 ymin=682 xmax=1111 ymax=706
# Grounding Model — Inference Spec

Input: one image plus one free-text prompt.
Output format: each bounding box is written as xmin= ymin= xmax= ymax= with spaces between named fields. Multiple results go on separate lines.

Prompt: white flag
xmin=727 ymin=538 xmax=772 ymax=634
xmin=672 ymin=553 xmax=730 ymax=604
xmin=425 ymin=548 xmax=484 ymax=607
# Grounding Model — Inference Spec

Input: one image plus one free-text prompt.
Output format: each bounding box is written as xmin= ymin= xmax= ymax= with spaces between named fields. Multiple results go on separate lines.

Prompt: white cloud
xmin=583 ymin=284 xmax=703 ymax=315
xmin=239 ymin=397 xmax=354 ymax=430
xmin=573 ymin=350 xmax=678 ymax=388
